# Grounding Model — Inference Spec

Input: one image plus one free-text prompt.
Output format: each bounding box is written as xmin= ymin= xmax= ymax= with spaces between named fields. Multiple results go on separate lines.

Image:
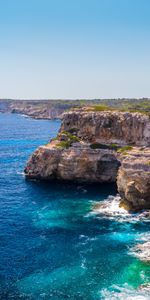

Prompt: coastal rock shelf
xmin=25 ymin=142 xmax=120 ymax=182
xmin=25 ymin=109 xmax=150 ymax=211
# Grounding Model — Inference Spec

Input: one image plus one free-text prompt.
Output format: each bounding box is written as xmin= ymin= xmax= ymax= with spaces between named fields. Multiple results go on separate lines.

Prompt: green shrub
xmin=90 ymin=143 xmax=109 ymax=149
xmin=70 ymin=135 xmax=80 ymax=142
xmin=56 ymin=131 xmax=80 ymax=149
xmin=92 ymin=104 xmax=112 ymax=112
xmin=117 ymin=145 xmax=133 ymax=153
xmin=90 ymin=143 xmax=119 ymax=150
xmin=56 ymin=141 xmax=71 ymax=149
xmin=61 ymin=131 xmax=80 ymax=142
xmin=109 ymin=143 xmax=119 ymax=150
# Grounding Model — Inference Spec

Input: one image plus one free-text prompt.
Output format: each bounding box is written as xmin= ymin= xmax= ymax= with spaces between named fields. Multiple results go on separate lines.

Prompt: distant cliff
xmin=1 ymin=98 xmax=150 ymax=120
xmin=0 ymin=99 xmax=113 ymax=120
xmin=25 ymin=108 xmax=150 ymax=212
xmin=0 ymin=99 xmax=72 ymax=119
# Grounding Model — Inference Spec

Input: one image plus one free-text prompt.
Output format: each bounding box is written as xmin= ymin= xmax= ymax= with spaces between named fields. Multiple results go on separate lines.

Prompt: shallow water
xmin=0 ymin=113 xmax=149 ymax=299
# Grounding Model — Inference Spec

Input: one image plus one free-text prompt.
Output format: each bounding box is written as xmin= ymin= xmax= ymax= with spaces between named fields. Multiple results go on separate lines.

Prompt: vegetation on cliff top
xmin=1 ymin=98 xmax=150 ymax=118
xmin=90 ymin=143 xmax=134 ymax=154
xmin=88 ymin=102 xmax=150 ymax=116
xmin=54 ymin=131 xmax=80 ymax=149
xmin=90 ymin=143 xmax=119 ymax=150
xmin=117 ymin=145 xmax=133 ymax=153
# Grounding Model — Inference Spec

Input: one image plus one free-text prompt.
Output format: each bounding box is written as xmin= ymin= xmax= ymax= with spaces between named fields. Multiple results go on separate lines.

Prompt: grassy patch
xmin=91 ymin=104 xmax=112 ymax=112
xmin=117 ymin=145 xmax=133 ymax=153
xmin=61 ymin=131 xmax=80 ymax=142
xmin=56 ymin=131 xmax=80 ymax=149
xmin=56 ymin=140 xmax=71 ymax=149
xmin=86 ymin=101 xmax=150 ymax=116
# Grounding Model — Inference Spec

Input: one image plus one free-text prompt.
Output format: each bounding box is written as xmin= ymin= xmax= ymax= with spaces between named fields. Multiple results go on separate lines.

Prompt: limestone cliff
xmin=25 ymin=108 xmax=150 ymax=211
xmin=61 ymin=109 xmax=150 ymax=146
xmin=117 ymin=148 xmax=150 ymax=211
xmin=25 ymin=141 xmax=120 ymax=182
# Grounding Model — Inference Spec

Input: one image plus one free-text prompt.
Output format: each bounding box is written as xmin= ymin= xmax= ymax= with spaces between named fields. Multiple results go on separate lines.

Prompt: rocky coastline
xmin=0 ymin=99 xmax=65 ymax=119
xmin=25 ymin=107 xmax=150 ymax=212
xmin=1 ymin=98 xmax=150 ymax=120
xmin=24 ymin=107 xmax=150 ymax=281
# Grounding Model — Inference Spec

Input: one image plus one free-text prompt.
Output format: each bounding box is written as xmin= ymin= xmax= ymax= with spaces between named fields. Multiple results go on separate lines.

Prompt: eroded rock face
xmin=25 ymin=109 xmax=150 ymax=211
xmin=25 ymin=142 xmax=120 ymax=182
xmin=10 ymin=105 xmax=64 ymax=119
xmin=61 ymin=110 xmax=150 ymax=146
xmin=117 ymin=148 xmax=150 ymax=211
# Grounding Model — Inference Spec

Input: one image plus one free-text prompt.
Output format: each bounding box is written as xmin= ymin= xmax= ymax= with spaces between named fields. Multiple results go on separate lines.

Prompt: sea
xmin=0 ymin=113 xmax=150 ymax=300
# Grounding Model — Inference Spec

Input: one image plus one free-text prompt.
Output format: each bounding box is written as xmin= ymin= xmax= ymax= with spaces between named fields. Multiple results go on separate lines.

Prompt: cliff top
xmin=63 ymin=105 xmax=150 ymax=118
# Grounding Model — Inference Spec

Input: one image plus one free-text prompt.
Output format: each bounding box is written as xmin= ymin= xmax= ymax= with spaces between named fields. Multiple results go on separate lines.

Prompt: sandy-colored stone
xmin=25 ymin=142 xmax=120 ymax=182
xmin=117 ymin=148 xmax=150 ymax=211
xmin=25 ymin=109 xmax=150 ymax=211
xmin=61 ymin=110 xmax=150 ymax=146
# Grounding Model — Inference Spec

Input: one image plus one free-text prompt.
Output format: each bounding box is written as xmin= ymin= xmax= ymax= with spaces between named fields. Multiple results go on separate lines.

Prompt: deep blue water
xmin=0 ymin=113 xmax=149 ymax=299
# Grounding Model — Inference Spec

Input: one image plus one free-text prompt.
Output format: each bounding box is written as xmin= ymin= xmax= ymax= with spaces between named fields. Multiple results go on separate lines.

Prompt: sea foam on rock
xmin=91 ymin=195 xmax=150 ymax=223
xmin=101 ymin=284 xmax=150 ymax=300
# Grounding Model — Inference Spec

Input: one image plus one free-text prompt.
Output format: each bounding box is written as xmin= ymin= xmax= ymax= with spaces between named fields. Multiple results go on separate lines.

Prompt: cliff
xmin=61 ymin=109 xmax=150 ymax=146
xmin=0 ymin=100 xmax=67 ymax=119
xmin=25 ymin=108 xmax=150 ymax=211
xmin=1 ymin=98 xmax=150 ymax=120
xmin=25 ymin=141 xmax=120 ymax=182
xmin=117 ymin=148 xmax=150 ymax=211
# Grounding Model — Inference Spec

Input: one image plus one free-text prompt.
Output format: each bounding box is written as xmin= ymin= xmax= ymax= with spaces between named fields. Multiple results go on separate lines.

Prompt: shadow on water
xmin=25 ymin=179 xmax=118 ymax=199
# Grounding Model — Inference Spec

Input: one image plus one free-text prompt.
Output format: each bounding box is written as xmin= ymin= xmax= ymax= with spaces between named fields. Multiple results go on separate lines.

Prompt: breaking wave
xmin=129 ymin=232 xmax=150 ymax=262
xmin=91 ymin=195 xmax=150 ymax=223
xmin=101 ymin=284 xmax=150 ymax=300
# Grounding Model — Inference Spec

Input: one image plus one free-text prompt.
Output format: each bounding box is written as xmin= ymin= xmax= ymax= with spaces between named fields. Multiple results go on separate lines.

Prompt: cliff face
xmin=9 ymin=103 xmax=64 ymax=119
xmin=117 ymin=148 xmax=150 ymax=211
xmin=0 ymin=100 xmax=65 ymax=119
xmin=25 ymin=109 xmax=150 ymax=211
xmin=61 ymin=110 xmax=150 ymax=146
xmin=25 ymin=142 xmax=120 ymax=182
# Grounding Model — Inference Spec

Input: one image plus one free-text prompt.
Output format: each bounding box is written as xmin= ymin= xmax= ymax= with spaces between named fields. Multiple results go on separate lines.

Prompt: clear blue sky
xmin=0 ymin=0 xmax=150 ymax=99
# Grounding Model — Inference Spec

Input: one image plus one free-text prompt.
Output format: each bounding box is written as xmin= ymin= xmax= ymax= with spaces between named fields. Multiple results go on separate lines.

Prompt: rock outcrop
xmin=25 ymin=108 xmax=150 ymax=211
xmin=9 ymin=103 xmax=64 ymax=119
xmin=25 ymin=141 xmax=120 ymax=182
xmin=61 ymin=109 xmax=150 ymax=146
xmin=117 ymin=148 xmax=150 ymax=211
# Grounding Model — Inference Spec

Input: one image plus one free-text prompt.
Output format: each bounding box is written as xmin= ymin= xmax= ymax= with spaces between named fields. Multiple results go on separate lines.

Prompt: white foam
xmin=130 ymin=242 xmax=150 ymax=262
xmin=100 ymin=284 xmax=150 ymax=300
xmin=128 ymin=232 xmax=150 ymax=261
xmin=90 ymin=195 xmax=150 ymax=223
xmin=17 ymin=171 xmax=25 ymax=176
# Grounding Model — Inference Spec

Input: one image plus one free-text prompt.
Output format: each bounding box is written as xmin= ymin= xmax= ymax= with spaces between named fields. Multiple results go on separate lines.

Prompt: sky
xmin=0 ymin=0 xmax=150 ymax=99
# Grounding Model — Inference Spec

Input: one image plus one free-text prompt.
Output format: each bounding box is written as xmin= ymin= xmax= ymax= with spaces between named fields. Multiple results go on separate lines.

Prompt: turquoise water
xmin=0 ymin=113 xmax=149 ymax=299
